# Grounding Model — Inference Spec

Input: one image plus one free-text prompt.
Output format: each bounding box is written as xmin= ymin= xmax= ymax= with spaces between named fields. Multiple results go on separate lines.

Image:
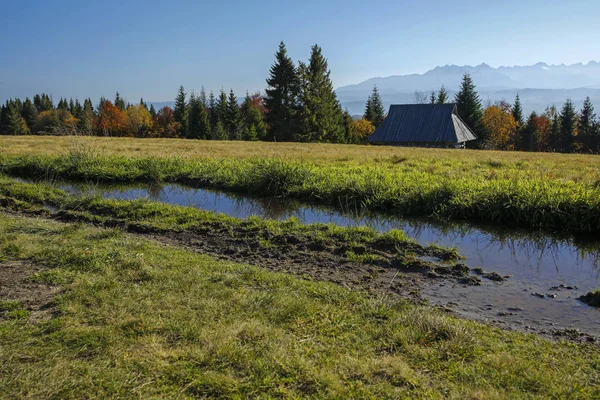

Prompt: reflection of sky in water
xmin=53 ymin=181 xmax=600 ymax=334
xmin=62 ymin=183 xmax=600 ymax=291
xmin=64 ymin=185 xmax=600 ymax=288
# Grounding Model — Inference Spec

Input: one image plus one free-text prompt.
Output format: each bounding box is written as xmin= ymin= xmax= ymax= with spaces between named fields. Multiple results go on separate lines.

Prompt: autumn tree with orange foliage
xmin=154 ymin=106 xmax=181 ymax=138
xmin=96 ymin=100 xmax=128 ymax=136
xmin=482 ymin=105 xmax=518 ymax=150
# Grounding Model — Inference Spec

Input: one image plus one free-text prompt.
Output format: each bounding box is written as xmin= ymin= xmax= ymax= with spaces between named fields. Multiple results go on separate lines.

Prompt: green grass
xmin=0 ymin=175 xmax=463 ymax=263
xmin=0 ymin=213 xmax=599 ymax=398
xmin=2 ymin=147 xmax=600 ymax=233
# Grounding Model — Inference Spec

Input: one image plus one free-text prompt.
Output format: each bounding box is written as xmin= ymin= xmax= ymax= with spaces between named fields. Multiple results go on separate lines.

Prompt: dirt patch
xmin=0 ymin=261 xmax=58 ymax=322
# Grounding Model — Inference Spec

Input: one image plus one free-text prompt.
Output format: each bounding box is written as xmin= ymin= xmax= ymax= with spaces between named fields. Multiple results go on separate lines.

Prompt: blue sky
xmin=1 ymin=0 xmax=599 ymax=103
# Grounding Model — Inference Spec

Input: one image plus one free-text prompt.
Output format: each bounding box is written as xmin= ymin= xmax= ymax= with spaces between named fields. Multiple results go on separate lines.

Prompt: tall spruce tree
xmin=149 ymin=104 xmax=157 ymax=118
xmin=186 ymin=93 xmax=211 ymax=139
xmin=264 ymin=41 xmax=300 ymax=141
xmin=454 ymin=73 xmax=483 ymax=147
xmin=7 ymin=105 xmax=29 ymax=135
xmin=436 ymin=85 xmax=448 ymax=104
xmin=560 ymin=98 xmax=577 ymax=152
xmin=578 ymin=96 xmax=596 ymax=151
xmin=21 ymin=98 xmax=38 ymax=131
xmin=0 ymin=103 xmax=11 ymax=134
xmin=114 ymin=92 xmax=126 ymax=110
xmin=226 ymin=89 xmax=241 ymax=140
xmin=296 ymin=44 xmax=345 ymax=142
xmin=364 ymin=85 xmax=385 ymax=127
xmin=429 ymin=91 xmax=436 ymax=104
xmin=522 ymin=111 xmax=538 ymax=152
xmin=79 ymin=99 xmax=95 ymax=134
xmin=208 ymin=91 xmax=216 ymax=126
xmin=173 ymin=86 xmax=187 ymax=135
xmin=512 ymin=94 xmax=524 ymax=127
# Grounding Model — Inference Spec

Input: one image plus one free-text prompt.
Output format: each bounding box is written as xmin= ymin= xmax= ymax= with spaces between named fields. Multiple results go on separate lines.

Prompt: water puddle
xmin=51 ymin=181 xmax=600 ymax=336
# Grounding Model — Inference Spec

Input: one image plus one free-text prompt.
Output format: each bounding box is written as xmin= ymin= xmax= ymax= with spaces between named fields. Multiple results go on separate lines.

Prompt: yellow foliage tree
xmin=350 ymin=118 xmax=375 ymax=144
xmin=127 ymin=104 xmax=154 ymax=137
xmin=482 ymin=105 xmax=518 ymax=150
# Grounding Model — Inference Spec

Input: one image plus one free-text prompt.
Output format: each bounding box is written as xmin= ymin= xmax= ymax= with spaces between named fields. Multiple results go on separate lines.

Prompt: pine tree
xmin=7 ymin=104 xmax=30 ymax=135
xmin=264 ymin=41 xmax=300 ymax=141
xmin=364 ymin=85 xmax=385 ymax=127
xmin=0 ymin=103 xmax=11 ymax=134
xmin=296 ymin=44 xmax=345 ymax=142
xmin=214 ymin=89 xmax=228 ymax=127
xmin=149 ymin=104 xmax=157 ymax=118
xmin=40 ymin=94 xmax=53 ymax=112
xmin=186 ymin=93 xmax=210 ymax=139
xmin=578 ymin=96 xmax=596 ymax=152
xmin=560 ymin=98 xmax=577 ymax=152
xmin=57 ymin=98 xmax=69 ymax=111
xmin=212 ymin=121 xmax=227 ymax=140
xmin=208 ymin=90 xmax=217 ymax=127
xmin=430 ymin=91 xmax=436 ymax=104
xmin=454 ymin=73 xmax=483 ymax=147
xmin=73 ymin=99 xmax=84 ymax=120
xmin=436 ymin=85 xmax=448 ymax=104
xmin=79 ymin=99 xmax=95 ymax=134
xmin=69 ymin=98 xmax=75 ymax=113
xmin=199 ymin=87 xmax=207 ymax=108
xmin=512 ymin=94 xmax=524 ymax=127
xmin=21 ymin=98 xmax=38 ymax=132
xmin=226 ymin=89 xmax=241 ymax=140
xmin=140 ymin=98 xmax=147 ymax=109
xmin=173 ymin=86 xmax=187 ymax=135
xmin=522 ymin=111 xmax=538 ymax=152
xmin=114 ymin=92 xmax=126 ymax=110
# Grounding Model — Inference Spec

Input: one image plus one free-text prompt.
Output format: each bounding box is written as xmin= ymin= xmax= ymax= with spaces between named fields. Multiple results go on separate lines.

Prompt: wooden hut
xmin=367 ymin=104 xmax=476 ymax=148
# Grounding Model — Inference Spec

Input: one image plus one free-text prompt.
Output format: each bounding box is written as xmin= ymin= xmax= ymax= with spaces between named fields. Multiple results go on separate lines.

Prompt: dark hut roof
xmin=367 ymin=104 xmax=477 ymax=144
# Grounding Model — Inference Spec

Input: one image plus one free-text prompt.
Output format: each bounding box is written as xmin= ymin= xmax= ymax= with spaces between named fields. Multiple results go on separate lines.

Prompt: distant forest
xmin=1 ymin=41 xmax=599 ymax=153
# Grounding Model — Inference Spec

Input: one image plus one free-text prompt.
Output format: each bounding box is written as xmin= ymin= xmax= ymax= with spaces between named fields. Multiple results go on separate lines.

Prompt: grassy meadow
xmin=1 ymin=213 xmax=599 ymax=398
xmin=1 ymin=136 xmax=600 ymax=233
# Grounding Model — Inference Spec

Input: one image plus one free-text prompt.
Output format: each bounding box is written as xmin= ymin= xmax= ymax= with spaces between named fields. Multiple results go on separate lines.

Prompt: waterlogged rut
xmin=60 ymin=182 xmax=600 ymax=338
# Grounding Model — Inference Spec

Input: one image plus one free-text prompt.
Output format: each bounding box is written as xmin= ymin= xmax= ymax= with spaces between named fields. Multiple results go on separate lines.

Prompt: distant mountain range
xmin=336 ymin=61 xmax=600 ymax=116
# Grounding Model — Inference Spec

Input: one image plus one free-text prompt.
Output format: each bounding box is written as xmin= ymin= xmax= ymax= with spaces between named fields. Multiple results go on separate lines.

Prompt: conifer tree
xmin=114 ymin=92 xmax=126 ymax=110
xmin=454 ymin=73 xmax=483 ymax=147
xmin=173 ymin=86 xmax=187 ymax=135
xmin=296 ymin=44 xmax=345 ymax=142
xmin=548 ymin=106 xmax=561 ymax=151
xmin=436 ymin=85 xmax=448 ymax=104
xmin=512 ymin=94 xmax=524 ymax=127
xmin=264 ymin=41 xmax=300 ymax=141
xmin=208 ymin=90 xmax=217 ymax=127
xmin=214 ymin=89 xmax=228 ymax=127
xmin=522 ymin=111 xmax=538 ymax=152
xmin=578 ymin=96 xmax=596 ymax=151
xmin=364 ymin=96 xmax=373 ymax=120
xmin=73 ymin=99 xmax=84 ymax=120
xmin=560 ymin=98 xmax=577 ymax=152
xmin=69 ymin=98 xmax=75 ymax=113
xmin=21 ymin=98 xmax=38 ymax=131
xmin=57 ymin=98 xmax=69 ymax=111
xmin=149 ymin=104 xmax=157 ymax=118
xmin=0 ymin=103 xmax=11 ymax=134
xmin=40 ymin=94 xmax=53 ymax=112
xmin=7 ymin=105 xmax=30 ymax=135
xmin=226 ymin=89 xmax=241 ymax=140
xmin=140 ymin=98 xmax=147 ymax=109
xmin=364 ymin=85 xmax=385 ymax=127
xmin=199 ymin=87 xmax=207 ymax=108
xmin=212 ymin=120 xmax=227 ymax=140
xmin=79 ymin=99 xmax=95 ymax=134
xmin=187 ymin=93 xmax=211 ymax=139
xmin=430 ymin=91 xmax=436 ymax=104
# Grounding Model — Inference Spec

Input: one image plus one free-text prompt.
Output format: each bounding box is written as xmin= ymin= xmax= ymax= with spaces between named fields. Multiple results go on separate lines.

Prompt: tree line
xmin=0 ymin=42 xmax=369 ymax=144
xmin=422 ymin=74 xmax=600 ymax=153
xmin=1 ymin=41 xmax=599 ymax=153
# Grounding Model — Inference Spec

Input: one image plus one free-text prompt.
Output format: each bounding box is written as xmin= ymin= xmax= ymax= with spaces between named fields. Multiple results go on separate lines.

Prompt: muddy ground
xmin=0 ymin=261 xmax=59 ymax=322
xmin=1 ymin=208 xmax=598 ymax=344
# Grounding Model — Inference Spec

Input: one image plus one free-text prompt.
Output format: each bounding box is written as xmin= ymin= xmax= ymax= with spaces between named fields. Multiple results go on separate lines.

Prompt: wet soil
xmin=0 ymin=261 xmax=58 ymax=322
xmin=1 ymin=204 xmax=597 ymax=344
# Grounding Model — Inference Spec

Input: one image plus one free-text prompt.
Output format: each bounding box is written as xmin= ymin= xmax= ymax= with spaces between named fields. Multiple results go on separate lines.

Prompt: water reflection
xmin=60 ymin=182 xmax=600 ymax=285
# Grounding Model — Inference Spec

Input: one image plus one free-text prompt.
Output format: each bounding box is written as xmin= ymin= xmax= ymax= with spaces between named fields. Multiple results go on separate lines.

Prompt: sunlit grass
xmin=0 ymin=214 xmax=598 ymax=398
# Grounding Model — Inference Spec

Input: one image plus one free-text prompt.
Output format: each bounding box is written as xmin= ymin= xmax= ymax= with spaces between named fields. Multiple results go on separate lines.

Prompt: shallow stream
xmin=59 ymin=182 xmax=600 ymax=336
